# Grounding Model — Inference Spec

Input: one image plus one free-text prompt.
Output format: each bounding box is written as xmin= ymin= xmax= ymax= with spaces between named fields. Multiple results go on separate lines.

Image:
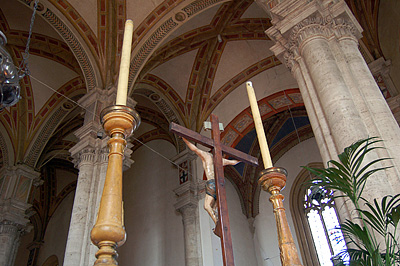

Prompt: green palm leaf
xmin=303 ymin=137 xmax=399 ymax=266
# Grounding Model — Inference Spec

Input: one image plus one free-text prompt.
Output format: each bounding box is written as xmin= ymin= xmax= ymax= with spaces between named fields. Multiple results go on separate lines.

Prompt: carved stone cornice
xmin=174 ymin=180 xmax=205 ymax=212
xmin=0 ymin=165 xmax=40 ymax=205
xmin=0 ymin=199 xmax=32 ymax=228
xmin=171 ymin=149 xmax=197 ymax=165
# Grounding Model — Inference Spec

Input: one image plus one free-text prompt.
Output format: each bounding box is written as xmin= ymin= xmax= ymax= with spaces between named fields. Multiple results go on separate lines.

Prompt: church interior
xmin=0 ymin=0 xmax=400 ymax=265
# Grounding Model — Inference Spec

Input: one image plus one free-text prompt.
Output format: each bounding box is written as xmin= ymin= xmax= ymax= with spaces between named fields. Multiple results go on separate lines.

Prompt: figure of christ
xmin=182 ymin=137 xmax=240 ymax=226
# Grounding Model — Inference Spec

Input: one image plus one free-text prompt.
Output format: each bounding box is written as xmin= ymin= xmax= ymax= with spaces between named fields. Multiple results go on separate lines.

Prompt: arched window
xmin=290 ymin=163 xmax=349 ymax=266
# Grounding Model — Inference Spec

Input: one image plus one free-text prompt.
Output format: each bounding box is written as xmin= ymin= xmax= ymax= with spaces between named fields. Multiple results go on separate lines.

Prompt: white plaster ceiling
xmin=134 ymin=94 xmax=156 ymax=108
xmin=241 ymin=2 xmax=269 ymax=19
xmin=1 ymin=1 xmax=62 ymax=40
xmin=134 ymin=121 xmax=156 ymax=138
xmin=150 ymin=48 xmax=199 ymax=100
xmin=68 ymin=0 xmax=98 ymax=37
xmin=127 ymin=0 xmax=164 ymax=30
xmin=29 ymin=54 xmax=79 ymax=115
xmin=378 ymin=0 xmax=400 ymax=96
xmin=212 ymin=39 xmax=274 ymax=95
xmin=55 ymin=168 xmax=77 ymax=195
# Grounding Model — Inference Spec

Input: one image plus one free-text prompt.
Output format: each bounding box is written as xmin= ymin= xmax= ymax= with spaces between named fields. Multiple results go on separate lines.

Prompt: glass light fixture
xmin=0 ymin=30 xmax=22 ymax=110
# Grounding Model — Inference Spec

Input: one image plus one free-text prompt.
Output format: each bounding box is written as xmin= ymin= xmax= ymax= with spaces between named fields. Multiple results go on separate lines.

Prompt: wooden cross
xmin=170 ymin=114 xmax=258 ymax=266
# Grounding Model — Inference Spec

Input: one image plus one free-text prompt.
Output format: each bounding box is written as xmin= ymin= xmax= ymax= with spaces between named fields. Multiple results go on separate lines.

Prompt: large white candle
xmin=246 ymin=81 xmax=273 ymax=169
xmin=116 ymin=20 xmax=134 ymax=105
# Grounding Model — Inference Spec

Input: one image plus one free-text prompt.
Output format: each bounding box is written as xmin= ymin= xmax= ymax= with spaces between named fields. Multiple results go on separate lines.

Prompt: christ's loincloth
xmin=205 ymin=179 xmax=217 ymax=200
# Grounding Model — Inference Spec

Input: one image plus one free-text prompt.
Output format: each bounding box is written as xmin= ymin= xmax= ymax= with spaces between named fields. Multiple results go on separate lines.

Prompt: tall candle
xmin=246 ymin=81 xmax=273 ymax=169
xmin=116 ymin=20 xmax=134 ymax=105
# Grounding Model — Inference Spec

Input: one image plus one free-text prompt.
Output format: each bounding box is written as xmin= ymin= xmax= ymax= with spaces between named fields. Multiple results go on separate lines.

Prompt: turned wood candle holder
xmin=258 ymin=167 xmax=303 ymax=266
xmin=91 ymin=105 xmax=140 ymax=266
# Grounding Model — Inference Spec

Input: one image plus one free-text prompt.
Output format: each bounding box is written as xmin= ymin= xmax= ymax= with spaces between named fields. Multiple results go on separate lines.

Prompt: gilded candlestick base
xmin=101 ymin=105 xmax=141 ymax=137
xmin=91 ymin=105 xmax=140 ymax=266
xmin=258 ymin=167 xmax=303 ymax=266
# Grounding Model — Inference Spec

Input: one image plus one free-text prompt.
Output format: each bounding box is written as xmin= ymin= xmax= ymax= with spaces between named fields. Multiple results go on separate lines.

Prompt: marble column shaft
xmin=63 ymin=144 xmax=108 ymax=266
xmin=180 ymin=204 xmax=201 ymax=266
xmin=173 ymin=149 xmax=203 ymax=266
xmin=338 ymin=37 xmax=400 ymax=187
xmin=0 ymin=221 xmax=21 ymax=266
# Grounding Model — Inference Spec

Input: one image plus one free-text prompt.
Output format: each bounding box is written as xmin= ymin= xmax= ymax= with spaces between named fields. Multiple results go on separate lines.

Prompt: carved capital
xmin=74 ymin=147 xmax=97 ymax=166
xmin=70 ymin=136 xmax=108 ymax=168
xmin=289 ymin=15 xmax=329 ymax=49
xmin=282 ymin=50 xmax=298 ymax=72
xmin=266 ymin=0 xmax=362 ymax=69
xmin=331 ymin=17 xmax=359 ymax=40
xmin=0 ymin=220 xmax=31 ymax=236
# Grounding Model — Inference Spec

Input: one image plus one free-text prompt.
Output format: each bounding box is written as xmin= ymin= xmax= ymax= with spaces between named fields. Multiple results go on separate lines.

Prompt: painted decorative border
xmin=25 ymin=107 xmax=68 ymax=168
xmin=42 ymin=8 xmax=96 ymax=89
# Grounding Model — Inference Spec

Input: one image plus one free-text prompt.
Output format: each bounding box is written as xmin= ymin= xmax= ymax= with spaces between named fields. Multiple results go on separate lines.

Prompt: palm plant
xmin=304 ymin=137 xmax=400 ymax=266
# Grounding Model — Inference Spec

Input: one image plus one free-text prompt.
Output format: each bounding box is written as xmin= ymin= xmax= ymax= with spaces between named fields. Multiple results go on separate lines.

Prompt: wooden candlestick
xmin=91 ymin=105 xmax=140 ymax=266
xmin=258 ymin=167 xmax=303 ymax=266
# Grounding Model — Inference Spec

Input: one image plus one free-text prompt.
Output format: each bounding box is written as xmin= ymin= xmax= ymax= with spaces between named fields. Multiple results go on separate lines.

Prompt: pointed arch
xmin=289 ymin=163 xmax=323 ymax=266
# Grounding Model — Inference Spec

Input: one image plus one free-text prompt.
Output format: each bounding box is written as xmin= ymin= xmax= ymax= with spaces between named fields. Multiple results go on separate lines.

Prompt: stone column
xmin=263 ymin=0 xmax=400 ymax=197
xmin=173 ymin=149 xmax=203 ymax=266
xmin=63 ymin=87 xmax=135 ymax=266
xmin=0 ymin=165 xmax=40 ymax=266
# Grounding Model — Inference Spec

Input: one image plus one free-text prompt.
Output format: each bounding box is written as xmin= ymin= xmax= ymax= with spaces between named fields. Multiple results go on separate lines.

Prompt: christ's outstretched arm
xmin=182 ymin=137 xmax=208 ymax=161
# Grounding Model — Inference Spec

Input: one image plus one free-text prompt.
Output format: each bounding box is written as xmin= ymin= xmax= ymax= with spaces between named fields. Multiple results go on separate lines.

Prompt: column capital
xmin=0 ymin=219 xmax=32 ymax=234
xmin=265 ymin=0 xmax=362 ymax=70
xmin=70 ymin=88 xmax=136 ymax=170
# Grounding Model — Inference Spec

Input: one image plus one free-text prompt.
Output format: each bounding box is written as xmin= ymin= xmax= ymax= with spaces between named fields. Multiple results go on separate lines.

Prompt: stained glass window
xmin=304 ymin=184 xmax=349 ymax=265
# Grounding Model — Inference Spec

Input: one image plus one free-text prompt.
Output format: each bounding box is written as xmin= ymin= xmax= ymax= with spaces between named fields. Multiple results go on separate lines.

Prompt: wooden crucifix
xmin=170 ymin=114 xmax=258 ymax=266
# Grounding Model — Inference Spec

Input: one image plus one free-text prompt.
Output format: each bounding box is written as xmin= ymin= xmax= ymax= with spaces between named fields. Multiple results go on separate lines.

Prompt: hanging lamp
xmin=0 ymin=0 xmax=39 ymax=110
xmin=0 ymin=31 xmax=22 ymax=110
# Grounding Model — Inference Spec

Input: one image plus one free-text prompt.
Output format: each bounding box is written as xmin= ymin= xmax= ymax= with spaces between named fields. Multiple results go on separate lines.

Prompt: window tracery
xmin=290 ymin=164 xmax=349 ymax=266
